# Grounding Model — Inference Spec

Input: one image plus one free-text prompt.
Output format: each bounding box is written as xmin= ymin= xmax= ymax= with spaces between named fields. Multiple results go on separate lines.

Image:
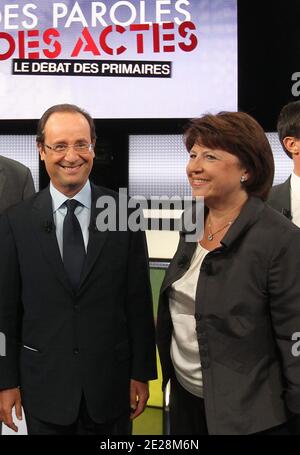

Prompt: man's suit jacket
xmin=267 ymin=177 xmax=292 ymax=219
xmin=0 ymin=184 xmax=157 ymax=425
xmin=157 ymin=197 xmax=300 ymax=434
xmin=0 ymin=155 xmax=35 ymax=214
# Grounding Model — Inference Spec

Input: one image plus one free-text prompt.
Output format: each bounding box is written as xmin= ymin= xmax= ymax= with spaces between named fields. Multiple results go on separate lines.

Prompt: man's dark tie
xmin=63 ymin=199 xmax=86 ymax=291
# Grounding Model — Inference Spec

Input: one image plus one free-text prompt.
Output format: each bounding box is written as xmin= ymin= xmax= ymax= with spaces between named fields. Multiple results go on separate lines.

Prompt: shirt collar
xmin=291 ymin=172 xmax=300 ymax=200
xmin=50 ymin=180 xmax=92 ymax=213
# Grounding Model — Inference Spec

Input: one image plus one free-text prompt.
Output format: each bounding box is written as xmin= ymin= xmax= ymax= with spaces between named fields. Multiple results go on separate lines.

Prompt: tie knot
xmin=65 ymin=199 xmax=80 ymax=213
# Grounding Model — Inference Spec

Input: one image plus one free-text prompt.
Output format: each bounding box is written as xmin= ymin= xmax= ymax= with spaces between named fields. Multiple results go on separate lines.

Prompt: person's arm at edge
xmin=0 ymin=212 xmax=23 ymax=432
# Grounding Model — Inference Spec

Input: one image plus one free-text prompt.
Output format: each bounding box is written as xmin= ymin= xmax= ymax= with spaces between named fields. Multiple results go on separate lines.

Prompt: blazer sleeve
xmin=268 ymin=227 xmax=300 ymax=415
xmin=125 ymin=228 xmax=157 ymax=382
xmin=0 ymin=212 xmax=22 ymax=389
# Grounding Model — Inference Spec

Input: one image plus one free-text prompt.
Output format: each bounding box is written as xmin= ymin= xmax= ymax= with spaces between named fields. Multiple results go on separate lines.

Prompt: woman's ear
xmin=241 ymin=169 xmax=251 ymax=183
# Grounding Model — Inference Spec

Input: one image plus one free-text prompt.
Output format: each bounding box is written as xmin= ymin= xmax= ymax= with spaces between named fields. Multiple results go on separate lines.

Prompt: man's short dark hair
xmin=277 ymin=101 xmax=300 ymax=159
xmin=36 ymin=104 xmax=96 ymax=145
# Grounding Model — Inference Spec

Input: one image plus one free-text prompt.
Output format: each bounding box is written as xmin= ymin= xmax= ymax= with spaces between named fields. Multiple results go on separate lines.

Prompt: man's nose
xmin=64 ymin=146 xmax=79 ymax=160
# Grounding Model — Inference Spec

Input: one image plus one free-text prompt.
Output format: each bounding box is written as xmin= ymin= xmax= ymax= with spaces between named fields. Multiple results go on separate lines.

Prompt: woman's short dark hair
xmin=277 ymin=101 xmax=300 ymax=159
xmin=36 ymin=104 xmax=96 ymax=145
xmin=184 ymin=111 xmax=274 ymax=201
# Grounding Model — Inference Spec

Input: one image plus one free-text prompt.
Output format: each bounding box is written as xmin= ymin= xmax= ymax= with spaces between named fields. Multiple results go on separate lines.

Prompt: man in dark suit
xmin=0 ymin=155 xmax=35 ymax=435
xmin=268 ymin=101 xmax=300 ymax=222
xmin=0 ymin=155 xmax=35 ymax=214
xmin=0 ymin=104 xmax=156 ymax=435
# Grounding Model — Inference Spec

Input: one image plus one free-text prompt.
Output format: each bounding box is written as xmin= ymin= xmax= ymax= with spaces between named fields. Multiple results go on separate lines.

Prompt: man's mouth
xmin=60 ymin=164 xmax=83 ymax=172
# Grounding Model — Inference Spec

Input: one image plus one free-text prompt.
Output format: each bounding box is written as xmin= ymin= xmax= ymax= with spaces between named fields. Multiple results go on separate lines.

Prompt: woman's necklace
xmin=207 ymin=216 xmax=233 ymax=241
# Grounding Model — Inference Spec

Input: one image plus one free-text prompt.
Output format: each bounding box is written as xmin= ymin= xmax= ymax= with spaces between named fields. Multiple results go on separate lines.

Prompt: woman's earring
xmin=240 ymin=176 xmax=247 ymax=183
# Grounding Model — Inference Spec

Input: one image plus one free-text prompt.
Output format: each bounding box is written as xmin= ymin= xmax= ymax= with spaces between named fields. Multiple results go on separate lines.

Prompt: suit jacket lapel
xmin=221 ymin=197 xmax=265 ymax=248
xmin=277 ymin=178 xmax=292 ymax=219
xmin=160 ymin=240 xmax=197 ymax=294
xmin=0 ymin=163 xmax=6 ymax=208
xmin=269 ymin=177 xmax=292 ymax=219
xmin=79 ymin=184 xmax=109 ymax=288
xmin=31 ymin=187 xmax=73 ymax=294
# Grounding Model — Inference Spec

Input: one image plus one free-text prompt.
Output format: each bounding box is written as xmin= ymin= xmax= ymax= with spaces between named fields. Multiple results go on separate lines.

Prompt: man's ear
xmin=283 ymin=136 xmax=300 ymax=156
xmin=91 ymin=141 xmax=96 ymax=158
xmin=38 ymin=143 xmax=45 ymax=161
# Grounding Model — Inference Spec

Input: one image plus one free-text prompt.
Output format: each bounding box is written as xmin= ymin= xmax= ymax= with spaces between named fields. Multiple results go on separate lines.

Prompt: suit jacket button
xmin=73 ymin=348 xmax=79 ymax=355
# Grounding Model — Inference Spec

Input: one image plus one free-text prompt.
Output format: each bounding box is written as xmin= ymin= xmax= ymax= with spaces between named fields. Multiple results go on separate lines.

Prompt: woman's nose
xmin=187 ymin=157 xmax=203 ymax=174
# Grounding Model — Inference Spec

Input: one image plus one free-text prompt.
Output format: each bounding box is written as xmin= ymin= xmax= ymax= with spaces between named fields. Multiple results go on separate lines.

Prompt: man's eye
xmin=54 ymin=144 xmax=67 ymax=152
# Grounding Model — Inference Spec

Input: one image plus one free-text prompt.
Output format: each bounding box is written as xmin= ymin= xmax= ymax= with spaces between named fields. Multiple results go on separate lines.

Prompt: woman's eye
xmin=205 ymin=154 xmax=216 ymax=160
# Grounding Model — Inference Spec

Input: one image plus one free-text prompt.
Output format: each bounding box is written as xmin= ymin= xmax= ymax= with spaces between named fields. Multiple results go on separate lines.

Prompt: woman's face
xmin=186 ymin=143 xmax=249 ymax=204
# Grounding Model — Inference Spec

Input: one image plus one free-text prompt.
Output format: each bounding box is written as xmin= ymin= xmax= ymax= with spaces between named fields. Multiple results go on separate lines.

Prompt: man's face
xmin=39 ymin=111 xmax=95 ymax=197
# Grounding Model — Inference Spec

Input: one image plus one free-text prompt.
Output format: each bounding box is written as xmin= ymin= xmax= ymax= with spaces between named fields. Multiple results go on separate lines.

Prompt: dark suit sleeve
xmin=22 ymin=168 xmax=35 ymax=200
xmin=268 ymin=227 xmax=300 ymax=415
xmin=125 ymin=229 xmax=157 ymax=382
xmin=0 ymin=213 xmax=22 ymax=389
